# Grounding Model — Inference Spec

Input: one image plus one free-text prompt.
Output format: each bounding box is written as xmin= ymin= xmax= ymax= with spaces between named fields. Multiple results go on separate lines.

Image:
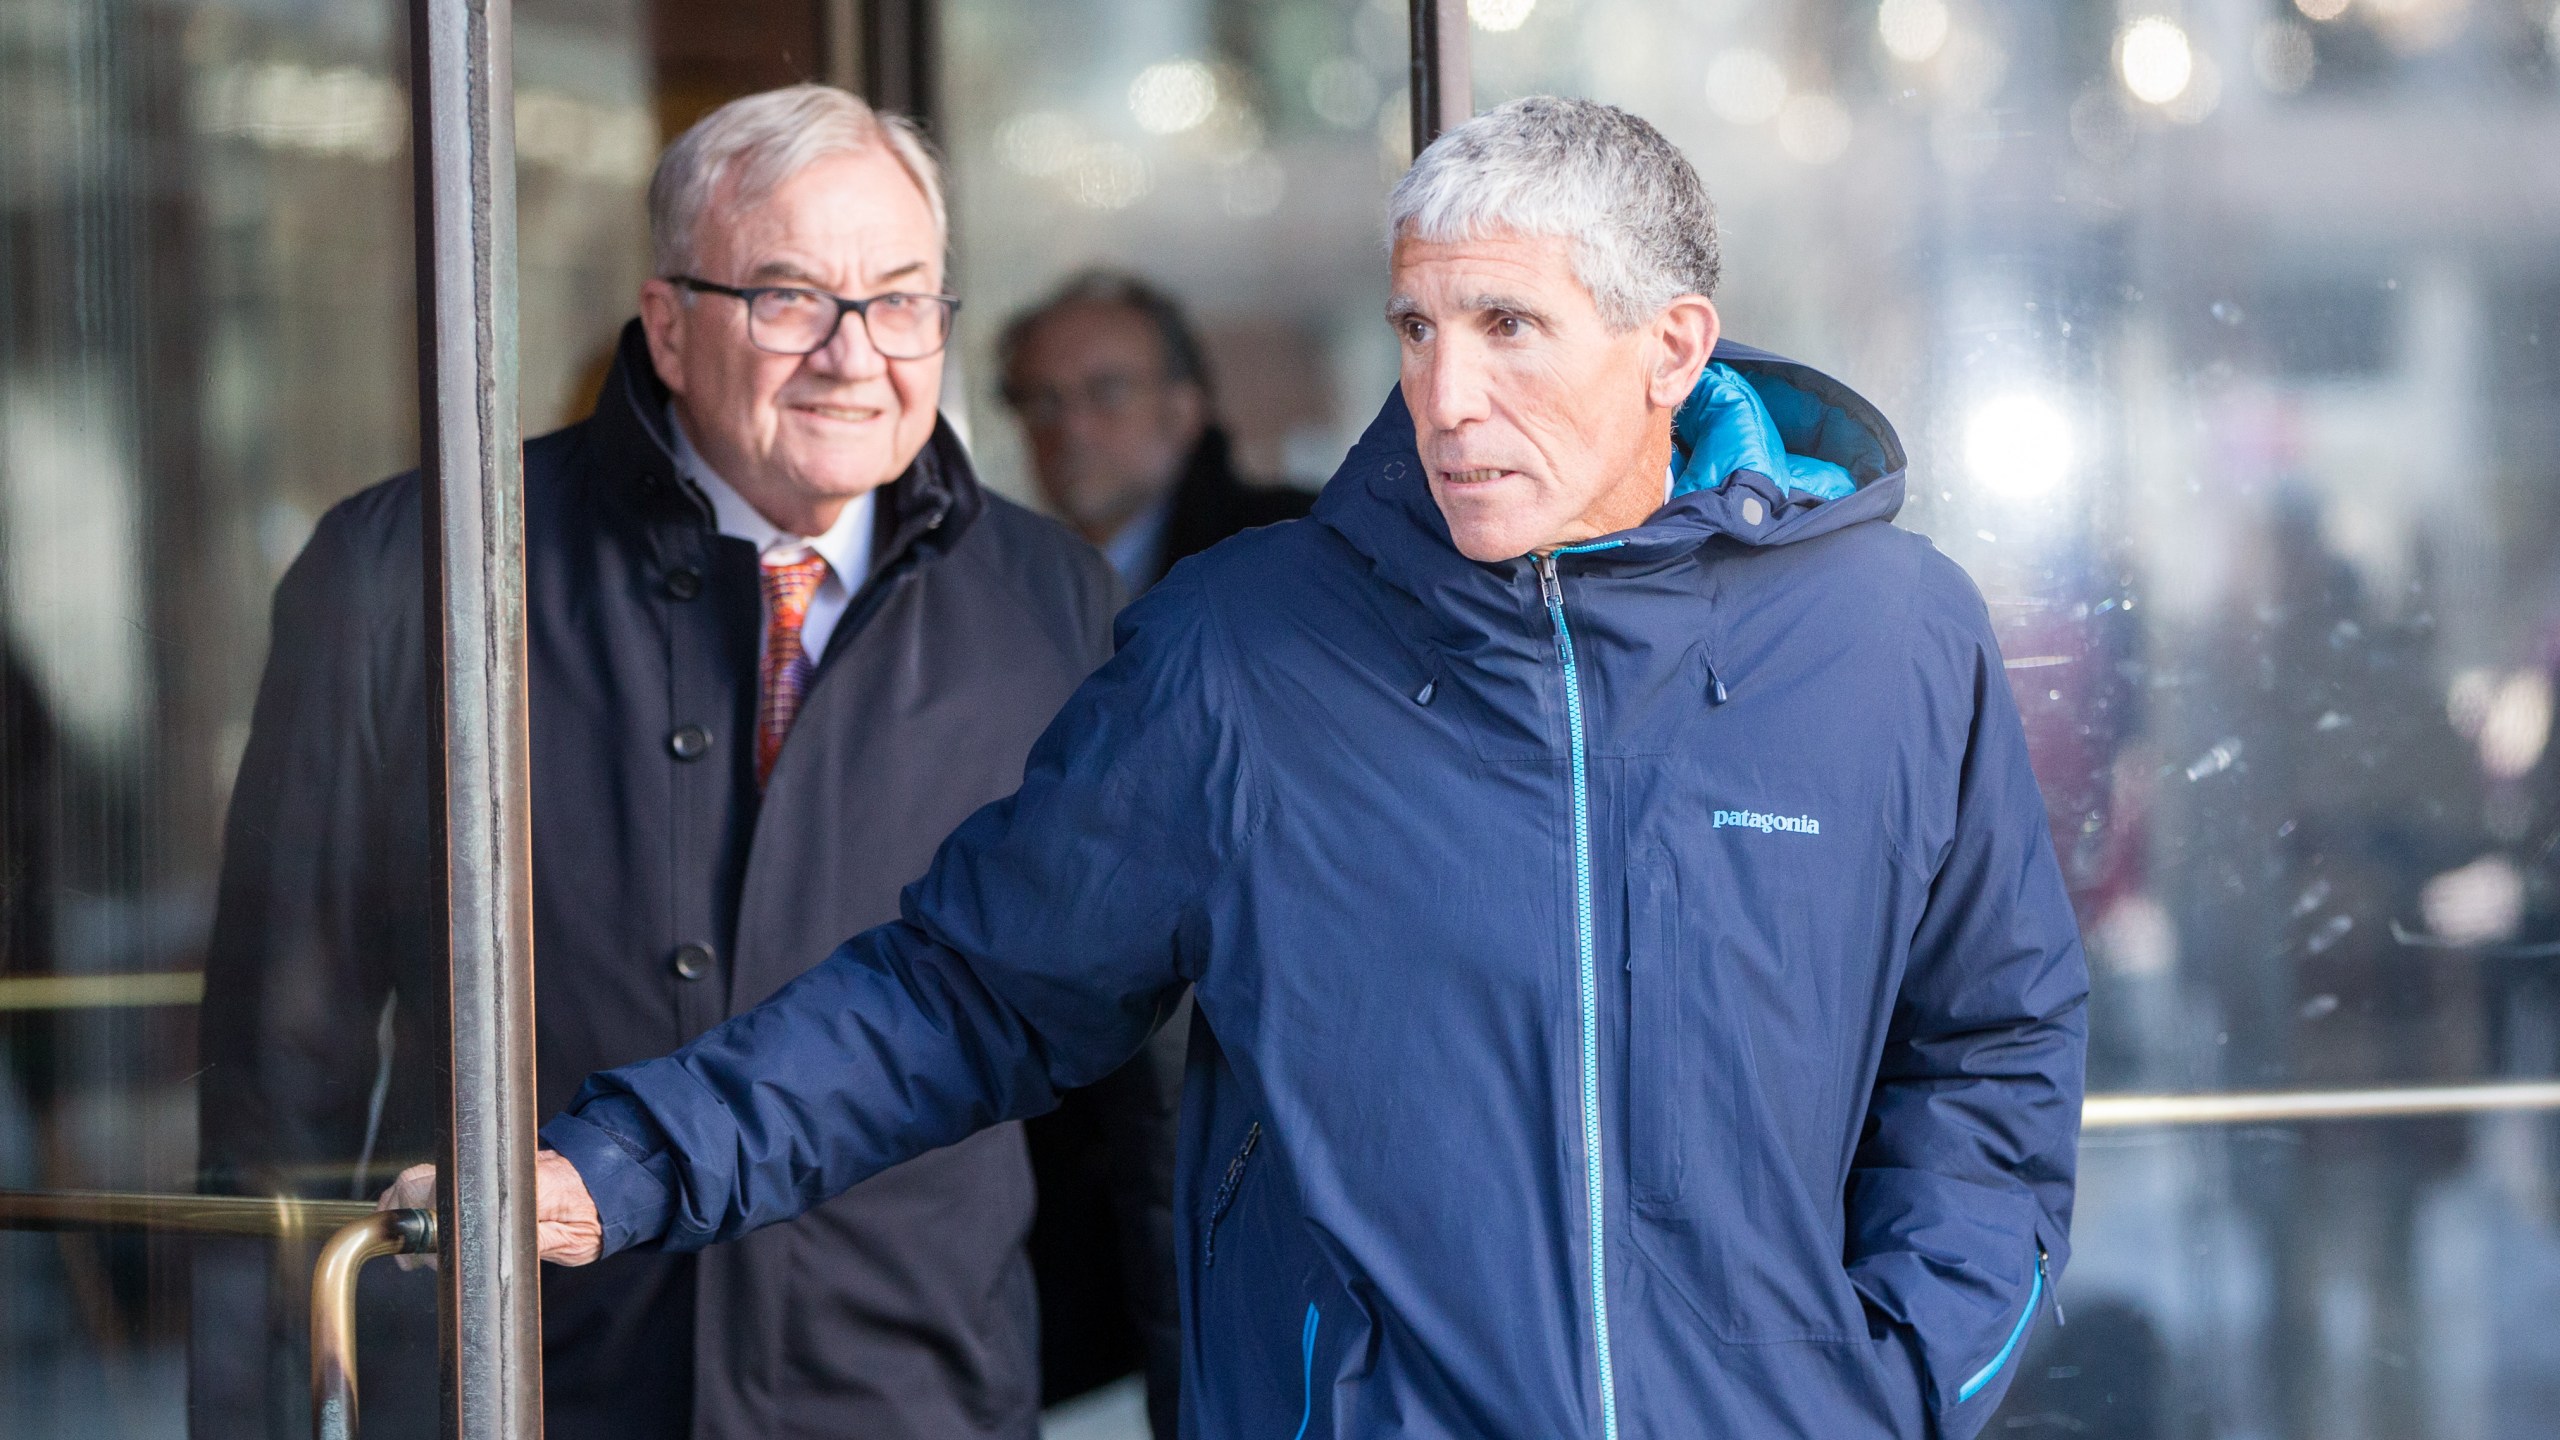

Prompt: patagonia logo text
xmin=1713 ymin=809 xmax=1820 ymax=836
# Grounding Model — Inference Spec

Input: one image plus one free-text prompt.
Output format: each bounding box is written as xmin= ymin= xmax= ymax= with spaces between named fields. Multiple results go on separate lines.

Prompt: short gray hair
xmin=648 ymin=84 xmax=947 ymax=277
xmin=1386 ymin=96 xmax=1719 ymax=330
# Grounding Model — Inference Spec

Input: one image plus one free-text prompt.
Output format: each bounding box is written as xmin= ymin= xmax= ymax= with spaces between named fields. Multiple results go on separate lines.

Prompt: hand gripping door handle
xmin=311 ymin=1207 xmax=437 ymax=1440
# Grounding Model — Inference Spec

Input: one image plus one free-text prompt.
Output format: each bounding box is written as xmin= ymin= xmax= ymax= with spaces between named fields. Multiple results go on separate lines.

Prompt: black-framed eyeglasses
xmin=668 ymin=275 xmax=961 ymax=360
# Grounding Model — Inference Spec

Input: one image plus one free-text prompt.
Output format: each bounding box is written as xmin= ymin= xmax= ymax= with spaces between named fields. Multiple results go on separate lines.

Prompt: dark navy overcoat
xmin=196 ymin=322 xmax=1127 ymax=1439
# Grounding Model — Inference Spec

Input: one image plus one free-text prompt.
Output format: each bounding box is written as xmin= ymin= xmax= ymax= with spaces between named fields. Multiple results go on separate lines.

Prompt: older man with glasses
xmin=198 ymin=85 xmax=1164 ymax=1440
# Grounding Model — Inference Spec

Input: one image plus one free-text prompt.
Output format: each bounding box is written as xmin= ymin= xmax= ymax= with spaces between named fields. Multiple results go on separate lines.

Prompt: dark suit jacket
xmin=1153 ymin=426 xmax=1316 ymax=587
xmin=193 ymin=320 xmax=1138 ymax=1440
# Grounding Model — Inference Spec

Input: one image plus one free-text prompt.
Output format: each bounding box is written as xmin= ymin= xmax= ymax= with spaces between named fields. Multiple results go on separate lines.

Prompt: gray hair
xmin=1386 ymin=96 xmax=1719 ymax=330
xmin=648 ymin=84 xmax=947 ymax=277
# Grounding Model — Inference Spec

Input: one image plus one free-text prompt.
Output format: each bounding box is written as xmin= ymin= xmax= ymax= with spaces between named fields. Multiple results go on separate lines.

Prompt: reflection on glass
xmin=0 ymin=0 xmax=649 ymax=1432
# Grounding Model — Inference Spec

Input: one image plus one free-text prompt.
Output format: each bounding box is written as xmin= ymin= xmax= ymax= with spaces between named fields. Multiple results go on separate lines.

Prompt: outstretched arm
xmin=532 ymin=569 xmax=1258 ymax=1258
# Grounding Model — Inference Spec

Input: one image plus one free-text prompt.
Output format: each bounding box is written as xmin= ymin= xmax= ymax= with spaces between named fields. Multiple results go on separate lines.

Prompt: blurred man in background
xmin=1000 ymin=271 xmax=1311 ymax=595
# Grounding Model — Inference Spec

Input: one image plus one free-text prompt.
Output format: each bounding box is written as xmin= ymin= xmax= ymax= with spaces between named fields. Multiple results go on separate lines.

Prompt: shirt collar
xmin=669 ymin=404 xmax=874 ymax=579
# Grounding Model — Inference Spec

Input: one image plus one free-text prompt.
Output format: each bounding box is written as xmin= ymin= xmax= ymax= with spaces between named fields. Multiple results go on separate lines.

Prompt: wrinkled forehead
xmin=1386 ymin=228 xmax=1594 ymax=317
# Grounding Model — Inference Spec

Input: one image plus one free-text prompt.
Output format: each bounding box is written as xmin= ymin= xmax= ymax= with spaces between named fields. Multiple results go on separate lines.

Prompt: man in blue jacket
xmin=427 ymin=94 xmax=2088 ymax=1439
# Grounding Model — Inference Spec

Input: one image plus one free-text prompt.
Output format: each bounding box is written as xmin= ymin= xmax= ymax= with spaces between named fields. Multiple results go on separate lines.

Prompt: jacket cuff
xmin=540 ymin=1099 xmax=677 ymax=1257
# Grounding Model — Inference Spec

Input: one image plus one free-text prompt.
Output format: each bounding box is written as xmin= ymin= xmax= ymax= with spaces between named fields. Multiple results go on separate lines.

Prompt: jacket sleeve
xmin=542 ymin=566 xmax=1255 ymax=1257
xmin=1844 ymin=622 xmax=2089 ymax=1439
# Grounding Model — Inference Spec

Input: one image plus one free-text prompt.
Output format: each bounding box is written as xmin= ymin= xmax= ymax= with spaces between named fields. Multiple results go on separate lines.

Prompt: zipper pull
xmin=2040 ymin=1247 xmax=2062 ymax=1326
xmin=1704 ymin=658 xmax=1729 ymax=705
xmin=1536 ymin=552 xmax=1563 ymax=611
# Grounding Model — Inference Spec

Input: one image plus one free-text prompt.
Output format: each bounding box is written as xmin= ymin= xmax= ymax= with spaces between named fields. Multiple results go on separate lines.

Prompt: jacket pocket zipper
xmin=1202 ymin=1120 xmax=1261 ymax=1267
xmin=1956 ymin=1246 xmax=2049 ymax=1405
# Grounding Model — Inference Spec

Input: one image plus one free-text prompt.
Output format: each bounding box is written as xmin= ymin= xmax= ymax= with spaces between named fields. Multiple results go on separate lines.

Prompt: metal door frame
xmin=408 ymin=0 xmax=541 ymax=1436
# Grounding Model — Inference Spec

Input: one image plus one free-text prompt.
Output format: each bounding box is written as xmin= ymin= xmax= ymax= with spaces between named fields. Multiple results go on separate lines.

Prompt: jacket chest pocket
xmin=1623 ymin=849 xmax=1869 ymax=1343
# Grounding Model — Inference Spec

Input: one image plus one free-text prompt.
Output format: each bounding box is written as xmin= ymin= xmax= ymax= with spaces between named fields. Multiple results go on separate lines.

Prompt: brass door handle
xmin=0 ymin=1190 xmax=434 ymax=1439
xmin=312 ymin=1207 xmax=437 ymax=1440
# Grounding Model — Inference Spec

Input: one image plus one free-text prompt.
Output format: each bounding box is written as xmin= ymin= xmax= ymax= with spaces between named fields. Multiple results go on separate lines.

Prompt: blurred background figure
xmin=1000 ymin=271 xmax=1312 ymax=596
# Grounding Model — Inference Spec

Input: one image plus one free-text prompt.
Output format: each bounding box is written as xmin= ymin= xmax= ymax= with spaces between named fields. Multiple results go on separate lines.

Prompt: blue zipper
xmin=1956 ymin=1248 xmax=2048 ymax=1404
xmin=1293 ymin=1302 xmax=1320 ymax=1440
xmin=1538 ymin=544 xmax=1623 ymax=1440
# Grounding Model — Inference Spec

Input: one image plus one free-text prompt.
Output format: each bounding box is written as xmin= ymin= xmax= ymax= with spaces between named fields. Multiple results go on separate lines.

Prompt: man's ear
xmin=1645 ymin=295 xmax=1720 ymax=411
xmin=638 ymin=277 xmax=689 ymax=396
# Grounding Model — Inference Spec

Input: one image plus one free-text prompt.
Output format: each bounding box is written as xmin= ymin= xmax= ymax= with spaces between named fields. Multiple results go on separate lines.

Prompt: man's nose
xmin=806 ymin=307 xmax=889 ymax=381
xmin=1411 ymin=348 xmax=1492 ymax=434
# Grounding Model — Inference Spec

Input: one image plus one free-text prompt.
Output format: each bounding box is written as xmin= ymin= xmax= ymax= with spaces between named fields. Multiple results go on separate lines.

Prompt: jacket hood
xmin=1313 ymin=340 xmax=1906 ymax=620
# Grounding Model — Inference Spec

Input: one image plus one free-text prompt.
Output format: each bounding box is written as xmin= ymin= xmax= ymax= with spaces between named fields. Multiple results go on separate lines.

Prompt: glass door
xmin=0 ymin=0 xmax=658 ymax=1433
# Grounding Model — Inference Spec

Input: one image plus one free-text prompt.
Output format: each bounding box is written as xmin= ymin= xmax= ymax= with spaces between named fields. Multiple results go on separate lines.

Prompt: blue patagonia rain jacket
xmin=543 ymin=342 xmax=2090 ymax=1440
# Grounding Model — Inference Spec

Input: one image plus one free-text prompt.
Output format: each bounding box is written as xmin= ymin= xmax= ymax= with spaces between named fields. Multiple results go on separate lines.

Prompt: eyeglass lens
xmin=747 ymin=288 xmax=952 ymax=359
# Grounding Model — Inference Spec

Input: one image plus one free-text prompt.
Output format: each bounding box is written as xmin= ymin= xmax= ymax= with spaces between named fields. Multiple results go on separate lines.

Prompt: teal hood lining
xmin=1670 ymin=362 xmax=1863 ymax=503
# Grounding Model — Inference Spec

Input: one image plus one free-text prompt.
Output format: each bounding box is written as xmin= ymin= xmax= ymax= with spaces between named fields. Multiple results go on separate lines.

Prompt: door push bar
xmin=0 ymin=1188 xmax=435 ymax=1439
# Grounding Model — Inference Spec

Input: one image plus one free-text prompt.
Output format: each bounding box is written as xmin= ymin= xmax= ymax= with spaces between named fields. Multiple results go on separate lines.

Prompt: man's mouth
xmin=792 ymin=402 xmax=884 ymax=425
xmin=1437 ymin=467 xmax=1517 ymax=487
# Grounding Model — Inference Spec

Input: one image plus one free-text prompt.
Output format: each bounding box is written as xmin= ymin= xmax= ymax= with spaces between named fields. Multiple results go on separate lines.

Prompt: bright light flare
xmin=2118 ymin=17 xmax=2195 ymax=105
xmin=1129 ymin=60 xmax=1218 ymax=135
xmin=1470 ymin=0 xmax=1538 ymax=32
xmin=1964 ymin=392 xmax=2075 ymax=497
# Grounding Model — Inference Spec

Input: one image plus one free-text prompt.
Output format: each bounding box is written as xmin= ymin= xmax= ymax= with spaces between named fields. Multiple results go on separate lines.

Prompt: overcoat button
xmin=668 ymin=724 xmax=712 ymax=760
xmin=671 ymin=943 xmax=714 ymax=981
xmin=1740 ymin=496 xmax=1767 ymax=526
xmin=664 ymin=566 xmax=702 ymax=600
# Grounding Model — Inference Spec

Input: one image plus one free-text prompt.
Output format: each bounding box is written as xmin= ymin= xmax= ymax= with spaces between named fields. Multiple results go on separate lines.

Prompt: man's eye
xmin=1492 ymin=315 xmax=1524 ymax=338
xmin=1399 ymin=320 xmax=1431 ymax=344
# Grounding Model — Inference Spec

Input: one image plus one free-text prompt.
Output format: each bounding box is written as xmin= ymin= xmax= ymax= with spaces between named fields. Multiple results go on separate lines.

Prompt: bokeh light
xmin=2118 ymin=17 xmax=2195 ymax=106
xmin=1776 ymin=94 xmax=1853 ymax=164
xmin=2253 ymin=21 xmax=2317 ymax=94
xmin=1876 ymin=0 xmax=1951 ymax=64
xmin=1128 ymin=59 xmax=1218 ymax=135
xmin=1705 ymin=48 xmax=1788 ymax=125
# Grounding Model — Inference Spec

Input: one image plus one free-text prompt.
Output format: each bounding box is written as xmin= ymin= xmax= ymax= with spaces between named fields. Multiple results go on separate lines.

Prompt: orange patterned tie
xmin=757 ymin=553 xmax=831 ymax=787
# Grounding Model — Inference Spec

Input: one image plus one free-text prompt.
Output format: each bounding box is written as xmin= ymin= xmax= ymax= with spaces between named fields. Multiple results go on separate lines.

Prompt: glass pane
xmin=0 ymin=1 xmax=650 ymax=1433
xmin=1460 ymin=0 xmax=2560 ymax=1432
xmin=943 ymin=0 xmax=1402 ymax=502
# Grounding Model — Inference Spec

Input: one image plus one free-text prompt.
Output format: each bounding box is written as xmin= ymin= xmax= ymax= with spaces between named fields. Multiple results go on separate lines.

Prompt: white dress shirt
xmin=669 ymin=408 xmax=875 ymax=666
